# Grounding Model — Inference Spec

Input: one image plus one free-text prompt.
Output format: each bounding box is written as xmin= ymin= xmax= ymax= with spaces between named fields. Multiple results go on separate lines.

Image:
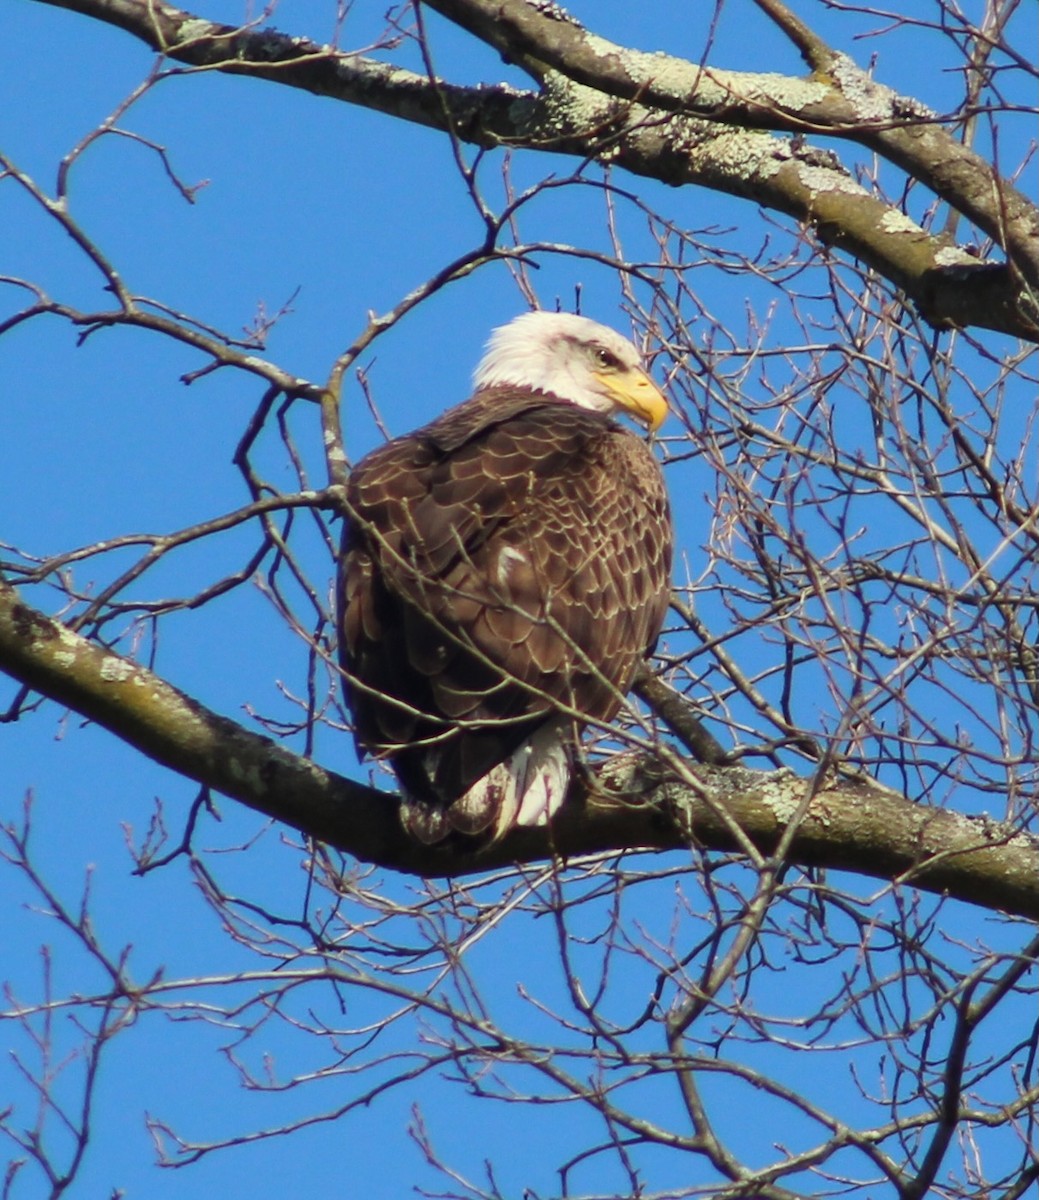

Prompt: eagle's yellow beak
xmin=596 ymin=368 xmax=669 ymax=432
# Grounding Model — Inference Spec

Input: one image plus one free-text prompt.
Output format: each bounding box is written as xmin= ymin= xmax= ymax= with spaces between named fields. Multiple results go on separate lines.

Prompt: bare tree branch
xmin=4 ymin=576 xmax=1039 ymax=918
xmin=28 ymin=0 xmax=1039 ymax=340
xmin=5 ymin=6 xmax=1039 ymax=1192
xmin=425 ymin=0 xmax=1039 ymax=282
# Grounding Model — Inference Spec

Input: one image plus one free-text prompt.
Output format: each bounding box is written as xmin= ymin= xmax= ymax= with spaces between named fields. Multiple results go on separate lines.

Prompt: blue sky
xmin=3 ymin=1 xmax=1039 ymax=1197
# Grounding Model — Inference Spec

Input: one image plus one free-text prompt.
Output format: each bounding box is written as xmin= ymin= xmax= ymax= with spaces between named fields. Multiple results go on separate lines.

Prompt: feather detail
xmin=400 ymin=725 xmax=571 ymax=844
xmin=339 ymin=313 xmax=673 ymax=845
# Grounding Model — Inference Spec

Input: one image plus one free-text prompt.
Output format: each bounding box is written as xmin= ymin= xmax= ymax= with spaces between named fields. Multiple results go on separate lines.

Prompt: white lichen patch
xmin=580 ymin=31 xmax=635 ymax=67
xmin=99 ymin=656 xmax=135 ymax=683
xmin=829 ymin=54 xmax=937 ymax=123
xmin=577 ymin=34 xmax=723 ymax=110
xmin=42 ymin=623 xmax=85 ymax=667
xmin=540 ymin=74 xmax=619 ymax=130
xmin=632 ymin=50 xmax=713 ymax=98
xmin=755 ymin=768 xmax=803 ymax=823
xmin=879 ymin=209 xmax=925 ymax=235
xmin=795 ymin=162 xmax=868 ymax=198
xmin=347 ymin=59 xmax=420 ymax=89
xmin=594 ymin=33 xmax=834 ymax=117
xmin=700 ymin=129 xmax=783 ymax=178
xmin=829 ymin=53 xmax=892 ymax=120
xmin=177 ymin=18 xmax=214 ymax=42
xmin=739 ymin=73 xmax=830 ymax=111
xmin=527 ymin=0 xmax=580 ymax=23
xmin=934 ymin=245 xmax=982 ymax=268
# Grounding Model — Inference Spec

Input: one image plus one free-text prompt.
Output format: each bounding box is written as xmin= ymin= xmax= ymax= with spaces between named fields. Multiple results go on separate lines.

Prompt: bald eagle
xmin=339 ymin=311 xmax=673 ymax=843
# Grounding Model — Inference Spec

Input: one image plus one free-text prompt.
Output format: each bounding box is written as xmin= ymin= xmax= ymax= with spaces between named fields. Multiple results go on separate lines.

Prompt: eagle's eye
xmin=593 ymin=346 xmax=622 ymax=370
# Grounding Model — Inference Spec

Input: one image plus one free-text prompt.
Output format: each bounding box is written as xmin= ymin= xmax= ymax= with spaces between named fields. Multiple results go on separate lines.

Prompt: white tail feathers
xmin=400 ymin=725 xmax=571 ymax=844
xmin=510 ymin=726 xmax=570 ymax=830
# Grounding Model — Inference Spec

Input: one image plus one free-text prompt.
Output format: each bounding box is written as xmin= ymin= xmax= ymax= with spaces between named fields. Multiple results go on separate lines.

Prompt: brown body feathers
xmin=339 ymin=315 xmax=672 ymax=842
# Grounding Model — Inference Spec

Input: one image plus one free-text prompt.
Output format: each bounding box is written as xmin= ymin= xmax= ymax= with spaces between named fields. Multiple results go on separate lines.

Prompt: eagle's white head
xmin=473 ymin=311 xmax=668 ymax=431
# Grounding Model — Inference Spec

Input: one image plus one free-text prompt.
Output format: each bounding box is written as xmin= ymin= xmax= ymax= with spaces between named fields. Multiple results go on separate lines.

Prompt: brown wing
xmin=339 ymin=386 xmax=672 ymax=803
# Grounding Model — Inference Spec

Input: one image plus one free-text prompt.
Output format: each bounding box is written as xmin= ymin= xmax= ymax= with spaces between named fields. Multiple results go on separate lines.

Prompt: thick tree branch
xmin=425 ymin=0 xmax=1039 ymax=287
xmin=4 ymin=577 xmax=1039 ymax=918
xmin=29 ymin=0 xmax=1039 ymax=342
